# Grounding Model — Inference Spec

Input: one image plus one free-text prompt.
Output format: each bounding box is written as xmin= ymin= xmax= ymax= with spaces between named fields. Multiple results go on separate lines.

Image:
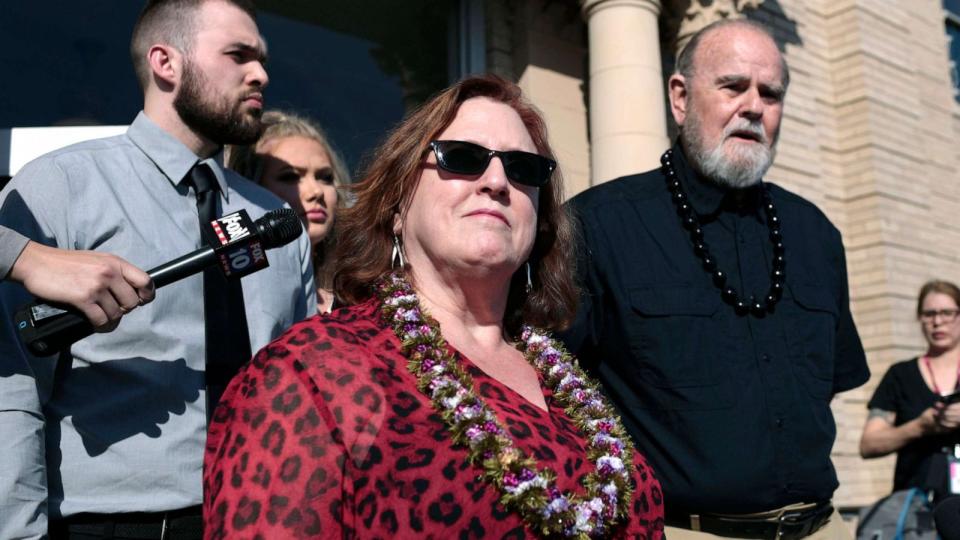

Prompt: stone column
xmin=582 ymin=0 xmax=669 ymax=184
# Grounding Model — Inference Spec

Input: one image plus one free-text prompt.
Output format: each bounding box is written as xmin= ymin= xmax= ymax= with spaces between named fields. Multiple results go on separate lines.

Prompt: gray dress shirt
xmin=0 ymin=225 xmax=29 ymax=278
xmin=0 ymin=112 xmax=316 ymax=539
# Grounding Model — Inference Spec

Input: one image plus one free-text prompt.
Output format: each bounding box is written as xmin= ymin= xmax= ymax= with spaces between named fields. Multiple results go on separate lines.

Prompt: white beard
xmin=684 ymin=113 xmax=776 ymax=189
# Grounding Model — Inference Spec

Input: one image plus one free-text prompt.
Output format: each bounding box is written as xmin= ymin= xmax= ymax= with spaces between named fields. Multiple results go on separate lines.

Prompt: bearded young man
xmin=562 ymin=20 xmax=868 ymax=540
xmin=0 ymin=1 xmax=315 ymax=538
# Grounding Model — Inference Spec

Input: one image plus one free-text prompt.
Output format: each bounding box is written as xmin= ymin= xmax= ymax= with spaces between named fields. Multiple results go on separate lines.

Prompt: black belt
xmin=49 ymin=506 xmax=203 ymax=540
xmin=666 ymin=501 xmax=834 ymax=540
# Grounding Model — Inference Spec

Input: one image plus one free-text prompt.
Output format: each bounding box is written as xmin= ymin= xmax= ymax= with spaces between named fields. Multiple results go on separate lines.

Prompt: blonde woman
xmin=229 ymin=111 xmax=348 ymax=312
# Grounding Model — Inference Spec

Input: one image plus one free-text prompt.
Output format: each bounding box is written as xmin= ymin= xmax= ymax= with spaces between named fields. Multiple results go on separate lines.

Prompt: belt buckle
xmin=777 ymin=507 xmax=827 ymax=540
xmin=775 ymin=510 xmax=805 ymax=540
xmin=160 ymin=511 xmax=170 ymax=540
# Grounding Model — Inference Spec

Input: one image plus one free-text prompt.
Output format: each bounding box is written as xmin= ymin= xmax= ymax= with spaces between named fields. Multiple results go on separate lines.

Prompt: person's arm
xmin=0 ymin=234 xmax=48 ymax=539
xmin=860 ymin=401 xmax=960 ymax=458
xmin=859 ymin=407 xmax=939 ymax=458
xmin=830 ymin=230 xmax=869 ymax=395
xmin=557 ymin=205 xmax=604 ymax=360
xmin=6 ymin=240 xmax=155 ymax=331
xmin=0 ymin=225 xmax=30 ymax=278
xmin=0 ymin=176 xmax=51 ymax=539
xmin=204 ymin=347 xmax=346 ymax=537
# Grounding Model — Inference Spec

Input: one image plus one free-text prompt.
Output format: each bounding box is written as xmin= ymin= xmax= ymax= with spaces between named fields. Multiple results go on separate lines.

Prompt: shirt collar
xmin=672 ymin=139 xmax=764 ymax=220
xmin=127 ymin=112 xmax=230 ymax=202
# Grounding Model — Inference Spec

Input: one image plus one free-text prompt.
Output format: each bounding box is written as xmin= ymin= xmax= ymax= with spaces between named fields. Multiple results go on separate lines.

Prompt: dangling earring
xmin=391 ymin=234 xmax=406 ymax=268
xmin=525 ymin=261 xmax=533 ymax=293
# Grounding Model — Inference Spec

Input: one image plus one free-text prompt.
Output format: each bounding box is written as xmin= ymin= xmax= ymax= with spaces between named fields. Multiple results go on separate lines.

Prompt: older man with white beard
xmin=561 ymin=19 xmax=867 ymax=540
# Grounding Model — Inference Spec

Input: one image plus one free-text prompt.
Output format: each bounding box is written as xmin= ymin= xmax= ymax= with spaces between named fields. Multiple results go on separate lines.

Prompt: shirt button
xmin=761 ymin=353 xmax=771 ymax=362
xmin=775 ymin=418 xmax=784 ymax=428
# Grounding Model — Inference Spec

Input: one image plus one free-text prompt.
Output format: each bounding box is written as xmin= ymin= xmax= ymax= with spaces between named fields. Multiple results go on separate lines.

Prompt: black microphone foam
xmin=935 ymin=497 xmax=960 ymax=540
xmin=255 ymin=208 xmax=301 ymax=249
xmin=14 ymin=207 xmax=303 ymax=356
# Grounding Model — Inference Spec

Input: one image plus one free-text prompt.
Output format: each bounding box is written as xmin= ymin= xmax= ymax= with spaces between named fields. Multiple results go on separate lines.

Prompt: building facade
xmin=3 ymin=0 xmax=959 ymax=509
xmin=488 ymin=0 xmax=960 ymax=507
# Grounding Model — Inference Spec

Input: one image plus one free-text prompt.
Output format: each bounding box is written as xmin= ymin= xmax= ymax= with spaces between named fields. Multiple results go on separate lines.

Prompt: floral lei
xmin=376 ymin=272 xmax=636 ymax=538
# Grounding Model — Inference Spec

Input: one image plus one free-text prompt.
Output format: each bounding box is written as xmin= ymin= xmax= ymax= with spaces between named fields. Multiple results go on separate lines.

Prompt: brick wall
xmin=809 ymin=0 xmax=960 ymax=506
xmin=497 ymin=0 xmax=960 ymax=508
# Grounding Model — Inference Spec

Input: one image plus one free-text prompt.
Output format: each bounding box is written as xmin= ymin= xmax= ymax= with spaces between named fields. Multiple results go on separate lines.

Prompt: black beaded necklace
xmin=660 ymin=148 xmax=785 ymax=317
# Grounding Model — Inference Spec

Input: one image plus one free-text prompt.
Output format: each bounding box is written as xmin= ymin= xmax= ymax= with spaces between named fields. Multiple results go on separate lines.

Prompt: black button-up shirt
xmin=562 ymin=144 xmax=869 ymax=513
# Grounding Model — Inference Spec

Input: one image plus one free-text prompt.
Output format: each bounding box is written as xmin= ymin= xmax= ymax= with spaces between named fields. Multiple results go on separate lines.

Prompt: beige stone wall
xmin=495 ymin=0 xmax=960 ymax=509
xmin=486 ymin=0 xmax=592 ymax=199
xmin=807 ymin=0 xmax=960 ymax=507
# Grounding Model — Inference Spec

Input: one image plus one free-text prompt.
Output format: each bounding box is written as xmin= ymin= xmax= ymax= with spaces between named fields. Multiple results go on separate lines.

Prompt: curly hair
xmin=334 ymin=75 xmax=578 ymax=334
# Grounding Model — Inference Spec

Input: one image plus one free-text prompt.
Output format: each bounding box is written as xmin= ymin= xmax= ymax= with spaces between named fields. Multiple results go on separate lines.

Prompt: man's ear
xmin=668 ymin=73 xmax=689 ymax=127
xmin=146 ymin=44 xmax=181 ymax=88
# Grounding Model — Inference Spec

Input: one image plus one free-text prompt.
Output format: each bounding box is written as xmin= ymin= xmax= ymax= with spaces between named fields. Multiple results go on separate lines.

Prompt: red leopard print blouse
xmin=203 ymin=298 xmax=665 ymax=539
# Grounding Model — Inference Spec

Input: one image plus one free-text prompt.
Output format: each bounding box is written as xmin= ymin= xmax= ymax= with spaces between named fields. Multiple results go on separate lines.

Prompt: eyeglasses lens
xmin=921 ymin=309 xmax=960 ymax=322
xmin=501 ymin=154 xmax=541 ymax=186
xmin=440 ymin=143 xmax=487 ymax=174
xmin=432 ymin=141 xmax=553 ymax=188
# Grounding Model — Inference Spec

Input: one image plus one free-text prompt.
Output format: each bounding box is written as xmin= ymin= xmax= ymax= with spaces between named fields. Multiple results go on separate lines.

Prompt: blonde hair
xmin=228 ymin=110 xmax=349 ymax=188
xmin=228 ymin=110 xmax=349 ymax=290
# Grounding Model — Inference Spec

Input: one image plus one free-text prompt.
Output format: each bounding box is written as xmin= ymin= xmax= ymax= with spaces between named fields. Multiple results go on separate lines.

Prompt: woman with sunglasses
xmin=203 ymin=75 xmax=664 ymax=538
xmin=860 ymin=280 xmax=960 ymax=500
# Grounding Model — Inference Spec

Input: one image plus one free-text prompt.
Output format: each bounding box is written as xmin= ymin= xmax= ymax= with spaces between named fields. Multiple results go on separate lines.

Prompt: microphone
xmin=936 ymin=497 xmax=960 ymax=540
xmin=14 ymin=208 xmax=302 ymax=356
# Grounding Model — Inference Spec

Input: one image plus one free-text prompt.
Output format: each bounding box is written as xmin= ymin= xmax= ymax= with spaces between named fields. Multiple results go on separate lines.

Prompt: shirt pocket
xmin=784 ymin=283 xmax=838 ymax=400
xmin=624 ymin=285 xmax=735 ymax=411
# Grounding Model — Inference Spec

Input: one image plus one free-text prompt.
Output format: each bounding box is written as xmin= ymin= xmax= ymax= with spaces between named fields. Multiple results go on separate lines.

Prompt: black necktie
xmin=188 ymin=162 xmax=252 ymax=421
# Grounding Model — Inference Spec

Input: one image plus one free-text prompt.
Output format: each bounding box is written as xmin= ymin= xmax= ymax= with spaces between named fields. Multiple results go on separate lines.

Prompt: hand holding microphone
xmin=15 ymin=208 xmax=302 ymax=356
xmin=8 ymin=241 xmax=155 ymax=331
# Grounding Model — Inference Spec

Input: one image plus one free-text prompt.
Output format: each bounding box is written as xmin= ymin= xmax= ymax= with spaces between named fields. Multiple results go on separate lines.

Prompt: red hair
xmin=334 ymin=75 xmax=578 ymax=333
xmin=917 ymin=280 xmax=960 ymax=318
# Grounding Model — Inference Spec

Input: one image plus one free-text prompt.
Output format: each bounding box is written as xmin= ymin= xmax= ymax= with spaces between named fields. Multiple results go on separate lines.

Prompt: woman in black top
xmin=860 ymin=280 xmax=960 ymax=497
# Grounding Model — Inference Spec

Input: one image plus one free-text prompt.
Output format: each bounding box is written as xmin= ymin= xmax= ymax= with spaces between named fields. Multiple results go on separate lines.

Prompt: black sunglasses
xmin=428 ymin=140 xmax=556 ymax=188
